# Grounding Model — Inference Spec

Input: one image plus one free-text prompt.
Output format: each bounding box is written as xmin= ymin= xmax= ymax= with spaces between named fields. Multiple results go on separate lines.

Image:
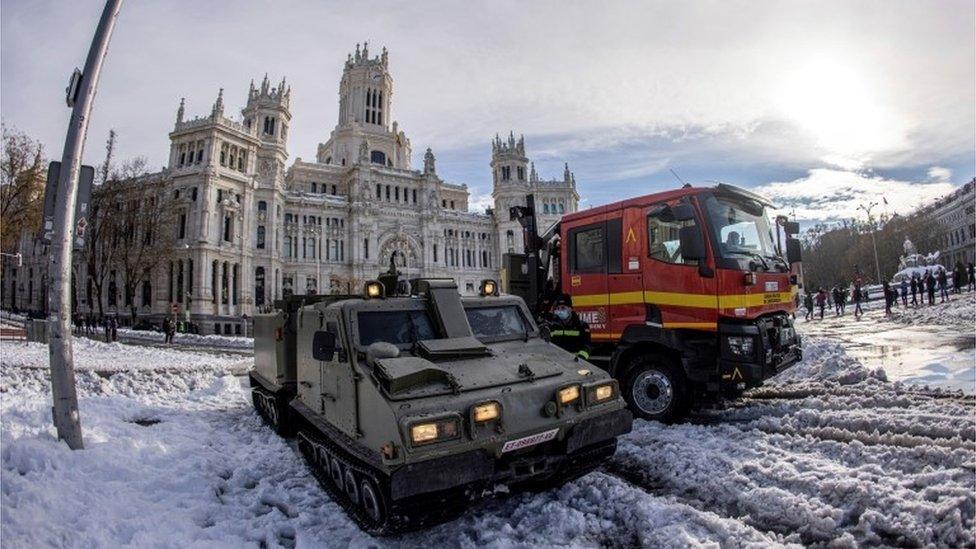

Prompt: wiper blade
xmin=727 ymin=250 xmax=770 ymax=271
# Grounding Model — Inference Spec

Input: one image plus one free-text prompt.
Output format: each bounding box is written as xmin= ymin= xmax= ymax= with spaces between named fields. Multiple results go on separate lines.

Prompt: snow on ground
xmin=2 ymin=333 xmax=973 ymax=547
xmin=797 ymin=295 xmax=975 ymax=394
xmin=887 ymin=291 xmax=976 ymax=328
xmin=1 ymin=339 xmax=787 ymax=548
xmin=114 ymin=327 xmax=254 ymax=350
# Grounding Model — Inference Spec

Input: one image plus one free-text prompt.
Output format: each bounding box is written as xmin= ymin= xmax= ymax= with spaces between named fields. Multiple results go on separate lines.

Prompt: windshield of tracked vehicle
xmin=357 ymin=310 xmax=440 ymax=347
xmin=703 ymin=195 xmax=778 ymax=261
xmin=465 ymin=305 xmax=527 ymax=341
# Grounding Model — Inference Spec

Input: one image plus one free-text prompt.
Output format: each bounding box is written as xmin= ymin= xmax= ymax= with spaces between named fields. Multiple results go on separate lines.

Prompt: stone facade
xmin=2 ymin=44 xmax=579 ymax=334
xmin=918 ymin=178 xmax=975 ymax=268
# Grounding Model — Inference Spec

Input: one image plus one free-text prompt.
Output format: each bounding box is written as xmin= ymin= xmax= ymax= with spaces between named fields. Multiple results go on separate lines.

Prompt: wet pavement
xmin=797 ymin=301 xmax=975 ymax=393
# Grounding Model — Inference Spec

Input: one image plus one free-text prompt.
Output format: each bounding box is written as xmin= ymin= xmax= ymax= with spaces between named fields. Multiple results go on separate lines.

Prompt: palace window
xmin=517 ymin=166 xmax=525 ymax=181
xmin=258 ymin=200 xmax=267 ymax=212
xmin=257 ymin=226 xmax=265 ymax=249
xmin=371 ymin=150 xmax=387 ymax=165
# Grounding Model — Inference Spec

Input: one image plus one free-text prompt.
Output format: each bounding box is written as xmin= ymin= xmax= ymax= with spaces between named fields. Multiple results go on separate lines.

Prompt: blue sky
xmin=2 ymin=0 xmax=973 ymax=225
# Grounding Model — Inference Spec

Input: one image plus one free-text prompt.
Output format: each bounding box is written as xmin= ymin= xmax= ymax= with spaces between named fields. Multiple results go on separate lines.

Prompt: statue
xmin=903 ymin=237 xmax=916 ymax=256
xmin=358 ymin=139 xmax=370 ymax=164
xmin=423 ymin=148 xmax=436 ymax=175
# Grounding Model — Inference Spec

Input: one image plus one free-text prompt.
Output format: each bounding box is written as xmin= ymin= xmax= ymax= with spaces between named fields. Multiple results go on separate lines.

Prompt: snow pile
xmin=887 ymin=292 xmax=976 ymax=327
xmin=1 ymin=339 xmax=250 ymax=375
xmin=772 ymin=337 xmax=887 ymax=386
xmin=116 ymin=328 xmax=254 ymax=350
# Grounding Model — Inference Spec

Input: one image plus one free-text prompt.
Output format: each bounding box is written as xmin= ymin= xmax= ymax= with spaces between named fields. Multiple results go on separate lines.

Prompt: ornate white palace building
xmin=4 ymin=44 xmax=579 ymax=335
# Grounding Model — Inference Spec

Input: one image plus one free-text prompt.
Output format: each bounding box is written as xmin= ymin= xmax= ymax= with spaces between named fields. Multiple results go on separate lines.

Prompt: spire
xmin=355 ymin=43 xmax=361 ymax=62
xmin=211 ymin=88 xmax=224 ymax=118
xmin=518 ymin=134 xmax=525 ymax=154
xmin=424 ymin=147 xmax=436 ymax=175
xmin=176 ymin=97 xmax=185 ymax=124
xmin=381 ymin=46 xmax=388 ymax=66
xmin=530 ymin=162 xmax=537 ymax=182
xmin=261 ymin=73 xmax=270 ymax=94
xmin=249 ymin=79 xmax=255 ymax=95
xmin=564 ymin=162 xmax=571 ymax=182
xmin=508 ymin=131 xmax=515 ymax=148
xmin=278 ymin=76 xmax=286 ymax=95
xmin=362 ymin=41 xmax=369 ymax=59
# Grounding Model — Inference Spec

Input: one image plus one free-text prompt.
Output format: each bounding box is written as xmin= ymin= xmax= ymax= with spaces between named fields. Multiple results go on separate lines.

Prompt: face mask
xmin=554 ymin=308 xmax=571 ymax=321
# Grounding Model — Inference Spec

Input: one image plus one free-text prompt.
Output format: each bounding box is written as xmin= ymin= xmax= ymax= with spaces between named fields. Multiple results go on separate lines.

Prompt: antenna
xmin=669 ymin=168 xmax=689 ymax=187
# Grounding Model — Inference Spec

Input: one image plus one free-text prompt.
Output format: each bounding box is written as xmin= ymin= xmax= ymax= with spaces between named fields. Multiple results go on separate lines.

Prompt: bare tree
xmin=0 ymin=124 xmax=46 ymax=253
xmin=99 ymin=129 xmax=116 ymax=186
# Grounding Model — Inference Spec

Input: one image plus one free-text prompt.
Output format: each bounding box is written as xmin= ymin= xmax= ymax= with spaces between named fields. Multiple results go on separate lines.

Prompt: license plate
xmin=501 ymin=428 xmax=559 ymax=453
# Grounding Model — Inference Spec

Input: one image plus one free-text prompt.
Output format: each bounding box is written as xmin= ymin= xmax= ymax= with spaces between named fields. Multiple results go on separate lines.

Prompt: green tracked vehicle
xmin=249 ymin=262 xmax=633 ymax=534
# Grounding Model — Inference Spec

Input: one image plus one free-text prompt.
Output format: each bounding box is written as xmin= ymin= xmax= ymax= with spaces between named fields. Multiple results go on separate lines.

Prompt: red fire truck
xmin=506 ymin=183 xmax=803 ymax=422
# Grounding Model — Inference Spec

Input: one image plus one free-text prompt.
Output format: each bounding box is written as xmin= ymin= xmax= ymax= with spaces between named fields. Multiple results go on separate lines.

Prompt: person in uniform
xmin=546 ymin=296 xmax=592 ymax=360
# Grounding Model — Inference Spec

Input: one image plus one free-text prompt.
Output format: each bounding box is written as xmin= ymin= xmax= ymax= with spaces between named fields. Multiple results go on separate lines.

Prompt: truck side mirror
xmin=786 ymin=238 xmax=802 ymax=264
xmin=784 ymin=221 xmax=800 ymax=235
xmin=312 ymin=330 xmax=336 ymax=361
xmin=679 ymin=226 xmax=707 ymax=261
xmin=671 ymin=202 xmax=696 ymax=222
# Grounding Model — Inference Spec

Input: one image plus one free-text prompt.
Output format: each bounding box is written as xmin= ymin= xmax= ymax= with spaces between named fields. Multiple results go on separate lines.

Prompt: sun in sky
xmin=775 ymin=57 xmax=907 ymax=167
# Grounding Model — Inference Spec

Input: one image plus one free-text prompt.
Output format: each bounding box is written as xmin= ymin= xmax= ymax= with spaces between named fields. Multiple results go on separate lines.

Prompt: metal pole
xmin=870 ymin=228 xmax=882 ymax=284
xmin=47 ymin=0 xmax=124 ymax=450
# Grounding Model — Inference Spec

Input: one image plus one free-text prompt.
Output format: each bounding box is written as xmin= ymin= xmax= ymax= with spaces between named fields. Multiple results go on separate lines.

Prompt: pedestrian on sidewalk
xmin=883 ymin=281 xmax=893 ymax=316
xmin=953 ymin=261 xmax=967 ymax=294
xmin=166 ymin=316 xmax=176 ymax=344
xmin=853 ymin=280 xmax=864 ymax=318
xmin=831 ymin=286 xmax=841 ymax=316
xmin=910 ymin=275 xmax=919 ymax=306
xmin=968 ymin=263 xmax=975 ymax=292
xmin=803 ymin=292 xmax=814 ymax=321
xmin=899 ymin=278 xmax=908 ymax=307
xmin=938 ymin=268 xmax=949 ymax=302
xmin=925 ymin=272 xmax=936 ymax=305
xmin=815 ymin=287 xmax=827 ymax=320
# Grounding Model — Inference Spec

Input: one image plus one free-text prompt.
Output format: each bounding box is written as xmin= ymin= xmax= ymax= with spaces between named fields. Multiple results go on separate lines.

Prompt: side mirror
xmin=679 ymin=226 xmax=707 ymax=261
xmin=784 ymin=221 xmax=800 ymax=236
xmin=312 ymin=330 xmax=336 ymax=361
xmin=786 ymin=238 xmax=802 ymax=264
xmin=671 ymin=202 xmax=696 ymax=222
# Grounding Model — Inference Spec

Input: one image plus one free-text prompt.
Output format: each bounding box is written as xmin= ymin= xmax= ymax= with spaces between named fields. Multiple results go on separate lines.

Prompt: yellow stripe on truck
xmin=571 ymin=290 xmax=793 ymax=309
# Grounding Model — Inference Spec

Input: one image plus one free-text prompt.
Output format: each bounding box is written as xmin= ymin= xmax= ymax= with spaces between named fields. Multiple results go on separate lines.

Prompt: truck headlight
xmin=586 ymin=382 xmax=616 ymax=404
xmin=472 ymin=401 xmax=500 ymax=423
xmin=557 ymin=385 xmax=580 ymax=405
xmin=726 ymin=336 xmax=754 ymax=357
xmin=409 ymin=418 xmax=459 ymax=446
xmin=364 ymin=280 xmax=384 ymax=299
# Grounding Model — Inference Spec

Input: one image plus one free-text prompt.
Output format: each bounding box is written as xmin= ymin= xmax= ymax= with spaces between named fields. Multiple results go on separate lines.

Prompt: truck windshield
xmin=703 ymin=195 xmax=779 ymax=264
xmin=465 ymin=305 xmax=527 ymax=341
xmin=357 ymin=310 xmax=440 ymax=346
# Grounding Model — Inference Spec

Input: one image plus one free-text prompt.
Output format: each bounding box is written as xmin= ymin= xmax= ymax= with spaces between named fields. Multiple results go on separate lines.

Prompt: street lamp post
xmin=46 ymin=0 xmax=124 ymax=450
xmin=858 ymin=202 xmax=883 ymax=285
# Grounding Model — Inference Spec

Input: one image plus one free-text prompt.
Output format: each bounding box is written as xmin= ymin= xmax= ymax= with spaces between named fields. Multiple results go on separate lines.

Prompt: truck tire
xmin=622 ymin=355 xmax=689 ymax=423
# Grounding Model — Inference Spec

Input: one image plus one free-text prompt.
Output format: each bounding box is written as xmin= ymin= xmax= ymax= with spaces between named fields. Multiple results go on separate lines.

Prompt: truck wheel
xmin=622 ymin=355 xmax=689 ymax=423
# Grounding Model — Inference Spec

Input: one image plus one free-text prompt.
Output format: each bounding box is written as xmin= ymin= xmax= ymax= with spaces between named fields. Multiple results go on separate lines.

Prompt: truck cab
xmin=520 ymin=183 xmax=802 ymax=422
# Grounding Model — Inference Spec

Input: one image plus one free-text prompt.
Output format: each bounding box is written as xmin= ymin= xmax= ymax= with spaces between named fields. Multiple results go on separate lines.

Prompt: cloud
xmin=927 ymin=166 xmax=953 ymax=182
xmin=467 ymin=191 xmax=494 ymax=214
xmin=755 ymin=169 xmax=957 ymax=222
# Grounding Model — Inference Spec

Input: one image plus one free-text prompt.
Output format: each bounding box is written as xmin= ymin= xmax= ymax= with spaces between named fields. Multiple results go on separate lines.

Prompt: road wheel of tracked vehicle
xmin=623 ymin=354 xmax=689 ymax=423
xmin=330 ymin=457 xmax=344 ymax=487
xmin=344 ymin=468 xmax=360 ymax=505
xmin=359 ymin=478 xmax=386 ymax=523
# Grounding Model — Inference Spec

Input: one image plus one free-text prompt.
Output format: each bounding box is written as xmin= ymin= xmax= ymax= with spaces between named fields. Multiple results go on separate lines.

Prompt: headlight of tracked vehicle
xmin=479 ymin=279 xmax=499 ymax=297
xmin=586 ymin=382 xmax=616 ymax=405
xmin=364 ymin=280 xmax=384 ymax=299
xmin=409 ymin=418 xmax=460 ymax=446
xmin=726 ymin=335 xmax=754 ymax=357
xmin=557 ymin=385 xmax=580 ymax=405
xmin=472 ymin=401 xmax=501 ymax=423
